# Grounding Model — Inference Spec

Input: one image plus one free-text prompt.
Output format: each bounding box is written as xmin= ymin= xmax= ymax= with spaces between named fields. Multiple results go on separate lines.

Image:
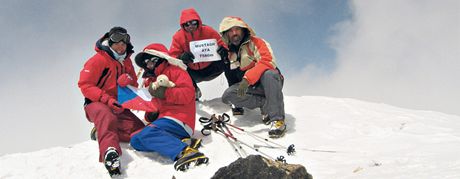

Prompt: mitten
xmin=237 ymin=78 xmax=249 ymax=97
xmin=100 ymin=94 xmax=124 ymax=114
xmin=107 ymin=98 xmax=124 ymax=114
xmin=179 ymin=52 xmax=195 ymax=64
xmin=149 ymin=86 xmax=167 ymax=99
xmin=217 ymin=46 xmax=229 ymax=61
xmin=117 ymin=73 xmax=134 ymax=87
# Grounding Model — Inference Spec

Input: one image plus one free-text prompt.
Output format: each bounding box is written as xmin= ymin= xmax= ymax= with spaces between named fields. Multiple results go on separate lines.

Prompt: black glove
xmin=237 ymin=79 xmax=249 ymax=97
xmin=217 ymin=46 xmax=229 ymax=61
xmin=145 ymin=112 xmax=159 ymax=123
xmin=179 ymin=52 xmax=194 ymax=64
xmin=149 ymin=86 xmax=167 ymax=99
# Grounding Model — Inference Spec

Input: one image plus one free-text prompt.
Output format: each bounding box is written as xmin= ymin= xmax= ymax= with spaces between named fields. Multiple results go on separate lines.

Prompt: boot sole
xmin=175 ymin=156 xmax=209 ymax=171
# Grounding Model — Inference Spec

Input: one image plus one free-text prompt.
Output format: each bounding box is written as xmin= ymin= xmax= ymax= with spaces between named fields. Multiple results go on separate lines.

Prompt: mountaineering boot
xmin=261 ymin=114 xmax=271 ymax=125
xmin=104 ymin=147 xmax=121 ymax=177
xmin=174 ymin=146 xmax=209 ymax=171
xmin=195 ymin=87 xmax=202 ymax=101
xmin=90 ymin=126 xmax=97 ymax=141
xmin=268 ymin=120 xmax=287 ymax=138
xmin=231 ymin=107 xmax=244 ymax=116
xmin=181 ymin=138 xmax=203 ymax=149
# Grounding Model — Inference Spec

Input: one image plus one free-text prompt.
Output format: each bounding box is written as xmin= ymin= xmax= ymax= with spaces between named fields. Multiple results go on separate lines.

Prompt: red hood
xmin=143 ymin=43 xmax=169 ymax=55
xmin=179 ymin=8 xmax=202 ymax=27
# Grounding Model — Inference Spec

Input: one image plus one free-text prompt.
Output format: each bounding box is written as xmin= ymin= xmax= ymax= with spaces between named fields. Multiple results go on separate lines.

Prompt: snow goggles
xmin=110 ymin=32 xmax=130 ymax=44
xmin=144 ymin=56 xmax=162 ymax=64
xmin=183 ymin=20 xmax=198 ymax=27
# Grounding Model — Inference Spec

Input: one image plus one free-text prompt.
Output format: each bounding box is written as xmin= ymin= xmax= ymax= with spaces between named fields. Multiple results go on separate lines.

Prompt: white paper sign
xmin=189 ymin=39 xmax=221 ymax=62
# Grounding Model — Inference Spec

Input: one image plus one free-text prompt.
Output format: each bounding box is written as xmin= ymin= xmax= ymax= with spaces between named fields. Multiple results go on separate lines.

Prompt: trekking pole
xmin=220 ymin=113 xmax=296 ymax=155
xmin=252 ymin=144 xmax=337 ymax=153
xmin=215 ymin=124 xmax=276 ymax=161
xmin=199 ymin=115 xmax=245 ymax=158
xmin=218 ymin=115 xmax=247 ymax=157
xmin=200 ymin=114 xmax=284 ymax=162
xmin=216 ymin=127 xmax=246 ymax=158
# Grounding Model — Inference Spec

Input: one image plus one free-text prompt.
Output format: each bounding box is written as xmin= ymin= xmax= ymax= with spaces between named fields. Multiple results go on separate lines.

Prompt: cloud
xmin=0 ymin=0 xmax=322 ymax=155
xmin=286 ymin=0 xmax=460 ymax=115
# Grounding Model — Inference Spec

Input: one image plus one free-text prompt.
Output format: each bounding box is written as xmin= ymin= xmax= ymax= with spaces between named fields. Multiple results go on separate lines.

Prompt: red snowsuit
xmin=169 ymin=8 xmax=232 ymax=88
xmin=141 ymin=43 xmax=196 ymax=131
xmin=130 ymin=43 xmax=196 ymax=161
xmin=169 ymin=8 xmax=226 ymax=70
xmin=78 ymin=34 xmax=144 ymax=162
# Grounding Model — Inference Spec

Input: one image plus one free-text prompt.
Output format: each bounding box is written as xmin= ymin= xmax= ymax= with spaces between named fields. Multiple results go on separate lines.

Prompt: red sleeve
xmin=123 ymin=58 xmax=139 ymax=87
xmin=163 ymin=67 xmax=195 ymax=105
xmin=78 ymin=56 xmax=108 ymax=102
xmin=169 ymin=31 xmax=186 ymax=58
xmin=244 ymin=37 xmax=275 ymax=85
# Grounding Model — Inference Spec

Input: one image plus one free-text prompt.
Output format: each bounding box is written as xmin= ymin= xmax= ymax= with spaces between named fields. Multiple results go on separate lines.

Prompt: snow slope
xmin=1 ymin=96 xmax=460 ymax=179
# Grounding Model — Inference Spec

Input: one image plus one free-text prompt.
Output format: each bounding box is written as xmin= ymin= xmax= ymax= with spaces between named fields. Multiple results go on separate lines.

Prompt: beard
xmin=230 ymin=34 xmax=242 ymax=46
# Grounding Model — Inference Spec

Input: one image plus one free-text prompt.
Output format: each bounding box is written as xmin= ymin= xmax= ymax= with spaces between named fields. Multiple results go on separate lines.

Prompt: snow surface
xmin=1 ymin=96 xmax=460 ymax=179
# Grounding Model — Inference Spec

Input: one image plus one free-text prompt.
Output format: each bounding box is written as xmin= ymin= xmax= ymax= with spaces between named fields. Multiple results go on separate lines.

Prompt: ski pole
xmin=217 ymin=129 xmax=245 ymax=158
xmin=222 ymin=118 xmax=296 ymax=155
xmin=253 ymin=144 xmax=337 ymax=153
xmin=220 ymin=120 xmax=247 ymax=157
xmin=215 ymin=124 xmax=276 ymax=161
xmin=199 ymin=115 xmax=245 ymax=157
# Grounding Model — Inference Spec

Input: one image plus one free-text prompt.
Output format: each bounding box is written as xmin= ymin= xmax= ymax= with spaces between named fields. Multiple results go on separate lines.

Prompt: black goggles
xmin=183 ymin=20 xmax=198 ymax=27
xmin=110 ymin=32 xmax=130 ymax=44
xmin=144 ymin=56 xmax=162 ymax=64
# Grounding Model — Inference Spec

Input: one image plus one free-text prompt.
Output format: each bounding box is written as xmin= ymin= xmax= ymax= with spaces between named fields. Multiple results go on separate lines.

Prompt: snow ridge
xmin=1 ymin=96 xmax=460 ymax=179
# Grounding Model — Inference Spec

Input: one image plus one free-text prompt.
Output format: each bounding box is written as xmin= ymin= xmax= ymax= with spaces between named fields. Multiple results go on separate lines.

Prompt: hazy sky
xmin=0 ymin=0 xmax=458 ymax=155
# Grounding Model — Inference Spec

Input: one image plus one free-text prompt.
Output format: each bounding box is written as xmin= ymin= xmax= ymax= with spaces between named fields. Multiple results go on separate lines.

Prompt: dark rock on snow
xmin=211 ymin=155 xmax=312 ymax=179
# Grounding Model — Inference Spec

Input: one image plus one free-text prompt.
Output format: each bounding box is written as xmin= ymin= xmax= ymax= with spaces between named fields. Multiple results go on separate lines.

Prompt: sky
xmin=0 ymin=0 xmax=459 ymax=155
xmin=1 ymin=96 xmax=460 ymax=178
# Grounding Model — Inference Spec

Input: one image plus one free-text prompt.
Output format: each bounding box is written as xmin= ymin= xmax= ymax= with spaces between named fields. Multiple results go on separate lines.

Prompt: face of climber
xmin=226 ymin=26 xmax=244 ymax=46
xmin=183 ymin=20 xmax=199 ymax=33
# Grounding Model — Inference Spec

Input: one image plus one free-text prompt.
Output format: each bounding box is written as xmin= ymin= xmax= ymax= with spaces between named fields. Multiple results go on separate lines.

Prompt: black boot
xmin=231 ymin=107 xmax=244 ymax=115
xmin=268 ymin=120 xmax=287 ymax=138
xmin=261 ymin=114 xmax=271 ymax=125
xmin=195 ymin=86 xmax=202 ymax=101
xmin=104 ymin=147 xmax=121 ymax=177
xmin=90 ymin=126 xmax=97 ymax=141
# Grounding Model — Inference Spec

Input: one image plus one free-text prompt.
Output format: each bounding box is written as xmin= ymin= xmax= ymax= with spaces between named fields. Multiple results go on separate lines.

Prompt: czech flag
xmin=117 ymin=85 xmax=158 ymax=112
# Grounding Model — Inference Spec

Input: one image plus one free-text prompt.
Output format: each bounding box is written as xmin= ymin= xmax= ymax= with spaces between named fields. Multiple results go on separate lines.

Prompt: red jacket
xmin=78 ymin=35 xmax=138 ymax=104
xmin=141 ymin=43 xmax=196 ymax=131
xmin=219 ymin=16 xmax=278 ymax=85
xmin=169 ymin=8 xmax=225 ymax=70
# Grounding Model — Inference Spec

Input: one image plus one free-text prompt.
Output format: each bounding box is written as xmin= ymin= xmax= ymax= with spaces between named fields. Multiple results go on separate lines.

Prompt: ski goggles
xmin=144 ymin=56 xmax=162 ymax=69
xmin=183 ymin=20 xmax=198 ymax=27
xmin=110 ymin=32 xmax=130 ymax=44
xmin=144 ymin=56 xmax=162 ymax=65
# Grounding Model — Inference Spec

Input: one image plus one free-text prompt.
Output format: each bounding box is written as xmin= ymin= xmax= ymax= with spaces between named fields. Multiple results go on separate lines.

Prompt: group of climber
xmin=78 ymin=8 xmax=286 ymax=176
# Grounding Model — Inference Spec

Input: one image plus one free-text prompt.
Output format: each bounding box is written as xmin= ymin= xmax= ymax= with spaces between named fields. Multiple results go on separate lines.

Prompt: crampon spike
xmin=287 ymin=144 xmax=296 ymax=155
xmin=276 ymin=155 xmax=287 ymax=164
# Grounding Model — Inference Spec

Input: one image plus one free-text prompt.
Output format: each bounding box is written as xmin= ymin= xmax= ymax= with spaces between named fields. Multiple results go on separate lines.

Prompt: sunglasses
xmin=183 ymin=20 xmax=198 ymax=27
xmin=110 ymin=32 xmax=130 ymax=44
xmin=144 ymin=56 xmax=162 ymax=64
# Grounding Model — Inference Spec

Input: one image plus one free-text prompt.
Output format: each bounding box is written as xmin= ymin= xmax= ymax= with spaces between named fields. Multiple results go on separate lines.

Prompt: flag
xmin=117 ymin=85 xmax=157 ymax=112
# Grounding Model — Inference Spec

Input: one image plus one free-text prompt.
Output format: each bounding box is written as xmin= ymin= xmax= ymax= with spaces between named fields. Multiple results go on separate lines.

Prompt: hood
xmin=95 ymin=32 xmax=134 ymax=60
xmin=135 ymin=43 xmax=187 ymax=71
xmin=219 ymin=16 xmax=256 ymax=45
xmin=179 ymin=8 xmax=202 ymax=27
